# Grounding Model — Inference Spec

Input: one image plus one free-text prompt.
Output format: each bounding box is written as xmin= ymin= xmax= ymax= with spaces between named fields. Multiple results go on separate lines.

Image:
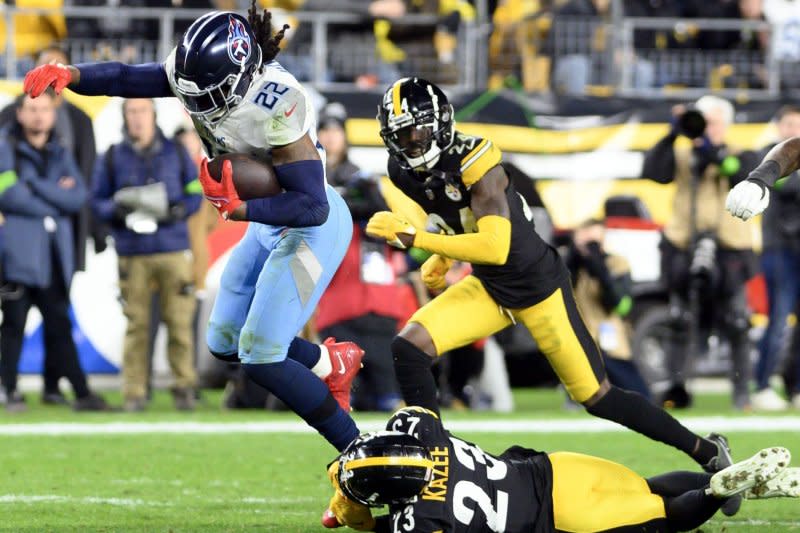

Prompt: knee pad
xmin=209 ymin=349 xmax=240 ymax=363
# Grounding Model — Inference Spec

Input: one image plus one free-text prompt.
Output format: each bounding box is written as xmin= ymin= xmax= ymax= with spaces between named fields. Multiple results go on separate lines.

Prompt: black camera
xmin=677 ymin=108 xmax=707 ymax=139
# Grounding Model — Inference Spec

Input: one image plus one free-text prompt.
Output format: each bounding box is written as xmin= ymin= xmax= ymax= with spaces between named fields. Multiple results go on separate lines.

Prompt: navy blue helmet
xmin=173 ymin=11 xmax=262 ymax=124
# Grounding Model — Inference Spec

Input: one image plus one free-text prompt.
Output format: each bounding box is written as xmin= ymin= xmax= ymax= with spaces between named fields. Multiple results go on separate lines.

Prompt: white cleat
xmin=709 ymin=447 xmax=791 ymax=498
xmin=744 ymin=467 xmax=800 ymax=499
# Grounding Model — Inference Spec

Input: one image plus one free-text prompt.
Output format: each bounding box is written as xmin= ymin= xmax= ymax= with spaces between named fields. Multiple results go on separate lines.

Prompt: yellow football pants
xmin=549 ymin=452 xmax=667 ymax=532
xmin=409 ymin=275 xmax=605 ymax=402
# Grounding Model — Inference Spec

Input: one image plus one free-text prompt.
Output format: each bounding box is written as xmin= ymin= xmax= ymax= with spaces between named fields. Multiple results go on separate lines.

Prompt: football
xmin=206 ymin=153 xmax=282 ymax=200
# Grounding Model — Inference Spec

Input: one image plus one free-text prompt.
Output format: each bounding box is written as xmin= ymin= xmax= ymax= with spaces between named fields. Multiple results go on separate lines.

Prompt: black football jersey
xmin=381 ymin=407 xmax=554 ymax=533
xmin=387 ymin=132 xmax=566 ymax=308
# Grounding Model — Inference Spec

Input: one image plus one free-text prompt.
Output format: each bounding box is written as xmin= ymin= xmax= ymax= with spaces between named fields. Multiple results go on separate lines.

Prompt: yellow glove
xmin=324 ymin=462 xmax=376 ymax=531
xmin=421 ymin=254 xmax=453 ymax=291
xmin=366 ymin=211 xmax=417 ymax=249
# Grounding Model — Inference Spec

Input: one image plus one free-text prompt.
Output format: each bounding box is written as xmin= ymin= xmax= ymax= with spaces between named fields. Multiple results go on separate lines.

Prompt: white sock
xmin=311 ymin=343 xmax=332 ymax=379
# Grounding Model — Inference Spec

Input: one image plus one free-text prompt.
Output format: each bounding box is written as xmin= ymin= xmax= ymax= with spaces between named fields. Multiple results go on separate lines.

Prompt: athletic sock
xmin=392 ymin=336 xmax=439 ymax=414
xmin=585 ymin=385 xmax=700 ymax=462
xmin=242 ymin=359 xmax=358 ymax=451
xmin=664 ymin=488 xmax=724 ymax=531
xmin=287 ymin=337 xmax=323 ymax=370
xmin=646 ymin=471 xmax=713 ymax=497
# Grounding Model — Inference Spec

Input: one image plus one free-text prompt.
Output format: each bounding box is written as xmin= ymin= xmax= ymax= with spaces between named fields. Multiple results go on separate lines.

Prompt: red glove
xmin=199 ymin=158 xmax=242 ymax=220
xmin=24 ymin=64 xmax=73 ymax=97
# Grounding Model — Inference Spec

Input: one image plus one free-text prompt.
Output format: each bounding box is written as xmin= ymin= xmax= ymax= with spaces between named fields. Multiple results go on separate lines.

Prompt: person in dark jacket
xmin=91 ymin=98 xmax=201 ymax=412
xmin=0 ymin=91 xmax=109 ymax=412
xmin=315 ymin=103 xmax=404 ymax=412
xmin=0 ymin=46 xmax=104 ymax=405
xmin=751 ymin=105 xmax=800 ymax=411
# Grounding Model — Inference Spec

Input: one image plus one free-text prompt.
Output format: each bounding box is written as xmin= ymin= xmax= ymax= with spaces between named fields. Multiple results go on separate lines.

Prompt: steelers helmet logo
xmin=445 ymin=183 xmax=462 ymax=202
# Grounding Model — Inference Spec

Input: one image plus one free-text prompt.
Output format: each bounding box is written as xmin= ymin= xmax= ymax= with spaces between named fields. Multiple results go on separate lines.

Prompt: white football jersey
xmin=164 ymin=48 xmax=325 ymax=169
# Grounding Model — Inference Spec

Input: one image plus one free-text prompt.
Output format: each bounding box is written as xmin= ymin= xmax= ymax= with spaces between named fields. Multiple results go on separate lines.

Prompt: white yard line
xmin=1 ymin=416 xmax=800 ymax=436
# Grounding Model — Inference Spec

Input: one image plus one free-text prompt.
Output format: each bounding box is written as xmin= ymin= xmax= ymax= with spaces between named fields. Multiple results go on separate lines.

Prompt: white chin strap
xmin=405 ymin=144 xmax=442 ymax=170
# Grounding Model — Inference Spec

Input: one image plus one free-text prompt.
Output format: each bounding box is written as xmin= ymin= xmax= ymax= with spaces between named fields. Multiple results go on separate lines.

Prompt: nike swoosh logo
xmin=335 ymin=352 xmax=346 ymax=375
xmin=209 ymin=200 xmax=223 ymax=208
xmin=284 ymin=102 xmax=298 ymax=118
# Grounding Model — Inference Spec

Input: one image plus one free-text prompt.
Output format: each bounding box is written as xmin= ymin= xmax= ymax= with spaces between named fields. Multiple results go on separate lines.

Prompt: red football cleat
xmin=321 ymin=508 xmax=342 ymax=528
xmin=322 ymin=337 xmax=364 ymax=412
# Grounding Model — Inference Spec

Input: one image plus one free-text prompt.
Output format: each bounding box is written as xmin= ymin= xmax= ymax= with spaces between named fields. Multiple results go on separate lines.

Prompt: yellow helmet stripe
xmin=392 ymin=80 xmax=403 ymax=116
xmin=344 ymin=456 xmax=433 ymax=471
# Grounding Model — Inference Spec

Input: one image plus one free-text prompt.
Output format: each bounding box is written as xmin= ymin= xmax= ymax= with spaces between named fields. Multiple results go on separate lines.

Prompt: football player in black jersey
xmin=365 ymin=78 xmax=736 ymax=482
xmin=321 ymin=405 xmax=798 ymax=532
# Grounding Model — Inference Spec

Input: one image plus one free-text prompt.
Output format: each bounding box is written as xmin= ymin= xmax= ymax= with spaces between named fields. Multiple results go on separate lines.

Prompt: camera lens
xmin=679 ymin=109 xmax=707 ymax=139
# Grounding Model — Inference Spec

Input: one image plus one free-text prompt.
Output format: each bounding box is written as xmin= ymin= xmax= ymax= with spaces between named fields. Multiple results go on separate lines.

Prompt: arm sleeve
xmin=72 ymin=62 xmax=173 ymax=98
xmin=0 ymin=179 xmax=59 ymax=217
xmin=641 ymin=132 xmax=678 ymax=184
xmin=244 ymin=159 xmax=330 ymax=227
xmin=413 ymin=215 xmax=511 ymax=265
xmin=90 ymin=151 xmax=118 ymax=222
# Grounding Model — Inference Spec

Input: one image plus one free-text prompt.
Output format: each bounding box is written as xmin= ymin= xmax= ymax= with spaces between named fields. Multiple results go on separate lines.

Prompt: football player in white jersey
xmin=24 ymin=2 xmax=364 ymax=452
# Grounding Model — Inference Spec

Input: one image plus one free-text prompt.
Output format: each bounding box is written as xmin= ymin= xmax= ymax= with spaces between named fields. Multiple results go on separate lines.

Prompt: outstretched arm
xmin=367 ymin=165 xmax=512 ymax=265
xmin=727 ymin=137 xmax=800 ymax=221
xmin=24 ymin=62 xmax=173 ymax=99
xmin=751 ymin=137 xmax=800 ymax=186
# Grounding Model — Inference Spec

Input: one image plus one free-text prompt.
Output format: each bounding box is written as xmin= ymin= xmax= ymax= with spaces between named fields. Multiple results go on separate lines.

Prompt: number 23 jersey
xmin=385 ymin=407 xmax=554 ymax=533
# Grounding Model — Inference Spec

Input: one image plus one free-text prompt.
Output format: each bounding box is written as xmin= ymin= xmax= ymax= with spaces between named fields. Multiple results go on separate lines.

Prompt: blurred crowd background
xmin=1 ymin=0 xmax=800 ymax=415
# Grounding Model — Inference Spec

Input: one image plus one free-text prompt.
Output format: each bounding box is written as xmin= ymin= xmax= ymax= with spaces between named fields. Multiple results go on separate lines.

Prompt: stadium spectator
xmin=765 ymin=0 xmax=800 ymax=88
xmin=686 ymin=0 xmax=768 ymax=88
xmin=91 ymin=98 xmax=201 ymax=412
xmin=0 ymin=46 xmax=105 ymax=405
xmin=0 ymin=0 xmax=66 ymax=76
xmin=565 ymin=218 xmax=651 ymax=398
xmin=750 ymin=105 xmax=800 ymax=411
xmin=548 ymin=0 xmax=654 ymax=95
xmin=174 ymin=125 xmax=218 ymax=362
xmin=487 ymin=0 xmax=548 ymax=91
xmin=314 ymin=103 xmax=405 ymax=412
xmin=641 ymin=95 xmax=758 ymax=410
xmin=0 ymin=91 xmax=109 ymax=412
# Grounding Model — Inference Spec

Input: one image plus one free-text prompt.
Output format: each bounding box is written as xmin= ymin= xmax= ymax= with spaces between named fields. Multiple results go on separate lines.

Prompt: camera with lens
xmin=676 ymin=107 xmax=707 ymax=139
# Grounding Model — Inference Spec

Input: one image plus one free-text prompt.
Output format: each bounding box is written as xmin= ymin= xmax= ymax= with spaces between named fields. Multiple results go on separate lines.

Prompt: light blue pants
xmin=207 ymin=186 xmax=352 ymax=364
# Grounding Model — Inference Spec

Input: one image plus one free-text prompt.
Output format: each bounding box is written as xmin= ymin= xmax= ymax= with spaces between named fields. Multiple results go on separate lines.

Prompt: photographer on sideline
xmin=641 ymin=95 xmax=758 ymax=411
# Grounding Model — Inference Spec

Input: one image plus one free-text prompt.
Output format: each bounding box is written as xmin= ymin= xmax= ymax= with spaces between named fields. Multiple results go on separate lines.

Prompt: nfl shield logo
xmin=227 ymin=16 xmax=251 ymax=64
xmin=445 ymin=183 xmax=462 ymax=202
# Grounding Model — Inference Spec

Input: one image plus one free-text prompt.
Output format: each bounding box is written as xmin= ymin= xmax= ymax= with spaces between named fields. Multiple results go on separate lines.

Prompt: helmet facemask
xmin=175 ymin=45 xmax=261 ymax=127
xmin=379 ymin=95 xmax=454 ymax=172
xmin=337 ymin=431 xmax=434 ymax=507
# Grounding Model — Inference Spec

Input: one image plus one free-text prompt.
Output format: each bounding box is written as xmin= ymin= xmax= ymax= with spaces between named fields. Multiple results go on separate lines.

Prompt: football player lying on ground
xmin=727 ymin=136 xmax=800 ymax=220
xmin=366 ymin=77 xmax=743 ymax=514
xmin=23 ymin=2 xmax=364 ymax=451
xmin=321 ymin=405 xmax=800 ymax=532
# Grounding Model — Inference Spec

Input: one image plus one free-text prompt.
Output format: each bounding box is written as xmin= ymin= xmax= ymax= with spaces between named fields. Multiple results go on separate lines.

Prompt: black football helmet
xmin=378 ymin=78 xmax=455 ymax=171
xmin=173 ymin=11 xmax=262 ymax=125
xmin=337 ymin=431 xmax=434 ymax=507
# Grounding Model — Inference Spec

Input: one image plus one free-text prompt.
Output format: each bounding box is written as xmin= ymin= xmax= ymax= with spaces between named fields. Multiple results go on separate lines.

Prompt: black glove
xmin=164 ymin=202 xmax=187 ymax=223
xmin=112 ymin=203 xmax=134 ymax=223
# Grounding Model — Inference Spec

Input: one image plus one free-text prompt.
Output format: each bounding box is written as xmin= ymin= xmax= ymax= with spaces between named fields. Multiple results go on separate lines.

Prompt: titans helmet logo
xmin=227 ymin=16 xmax=251 ymax=65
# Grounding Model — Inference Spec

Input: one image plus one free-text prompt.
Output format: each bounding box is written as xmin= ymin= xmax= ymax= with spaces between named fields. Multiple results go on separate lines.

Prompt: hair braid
xmin=248 ymin=0 xmax=289 ymax=67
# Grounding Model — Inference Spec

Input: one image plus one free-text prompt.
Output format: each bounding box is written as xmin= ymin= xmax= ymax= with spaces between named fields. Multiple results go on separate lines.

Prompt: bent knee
xmin=396 ymin=322 xmax=437 ymax=358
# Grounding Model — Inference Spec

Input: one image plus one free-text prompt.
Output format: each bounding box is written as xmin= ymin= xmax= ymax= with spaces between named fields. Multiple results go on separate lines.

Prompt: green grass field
xmin=2 ymin=389 xmax=799 ymax=532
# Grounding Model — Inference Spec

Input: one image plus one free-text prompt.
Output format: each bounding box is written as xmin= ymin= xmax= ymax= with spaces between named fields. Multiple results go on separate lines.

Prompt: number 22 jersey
xmin=382 ymin=407 xmax=555 ymax=533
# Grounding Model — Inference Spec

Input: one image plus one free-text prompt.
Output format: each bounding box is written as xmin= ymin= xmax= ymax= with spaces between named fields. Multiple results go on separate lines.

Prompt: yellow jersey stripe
xmin=392 ymin=80 xmax=403 ymax=116
xmin=460 ymin=138 xmax=489 ymax=170
xmin=344 ymin=456 xmax=434 ymax=471
xmin=462 ymin=142 xmax=503 ymax=187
